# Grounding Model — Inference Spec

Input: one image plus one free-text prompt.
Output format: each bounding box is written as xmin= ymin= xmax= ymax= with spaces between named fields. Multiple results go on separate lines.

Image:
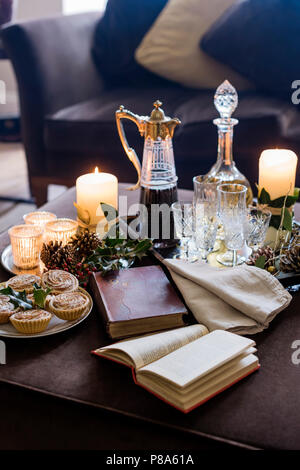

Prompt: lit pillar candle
xmin=259 ymin=149 xmax=298 ymax=200
xmin=76 ymin=167 xmax=118 ymax=226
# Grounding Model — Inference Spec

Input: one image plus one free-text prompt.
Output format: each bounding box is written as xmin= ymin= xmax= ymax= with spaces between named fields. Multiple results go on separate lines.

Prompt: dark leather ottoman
xmin=0 ymin=186 xmax=300 ymax=450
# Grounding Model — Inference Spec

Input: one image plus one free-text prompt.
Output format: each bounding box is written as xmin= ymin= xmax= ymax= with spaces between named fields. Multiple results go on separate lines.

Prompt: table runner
xmin=0 ymin=187 xmax=300 ymax=450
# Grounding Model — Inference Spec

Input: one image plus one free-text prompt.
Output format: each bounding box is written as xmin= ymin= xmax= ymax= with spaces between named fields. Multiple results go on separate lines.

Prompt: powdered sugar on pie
xmin=0 ymin=295 xmax=15 ymax=313
xmin=10 ymin=309 xmax=51 ymax=321
xmin=52 ymin=292 xmax=89 ymax=310
xmin=41 ymin=270 xmax=79 ymax=293
xmin=6 ymin=274 xmax=41 ymax=293
xmin=0 ymin=294 xmax=16 ymax=324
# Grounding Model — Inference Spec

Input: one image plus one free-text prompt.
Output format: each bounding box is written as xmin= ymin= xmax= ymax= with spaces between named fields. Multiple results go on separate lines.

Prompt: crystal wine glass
xmin=245 ymin=206 xmax=272 ymax=250
xmin=217 ymin=183 xmax=247 ymax=267
xmin=193 ymin=176 xmax=219 ymax=260
xmin=172 ymin=201 xmax=197 ymax=262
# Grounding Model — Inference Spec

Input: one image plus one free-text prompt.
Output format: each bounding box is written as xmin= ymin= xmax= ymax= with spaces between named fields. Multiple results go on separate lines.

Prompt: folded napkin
xmin=164 ymin=259 xmax=292 ymax=335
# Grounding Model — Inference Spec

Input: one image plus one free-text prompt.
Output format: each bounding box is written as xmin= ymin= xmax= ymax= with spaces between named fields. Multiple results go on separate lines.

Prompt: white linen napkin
xmin=164 ymin=259 xmax=292 ymax=335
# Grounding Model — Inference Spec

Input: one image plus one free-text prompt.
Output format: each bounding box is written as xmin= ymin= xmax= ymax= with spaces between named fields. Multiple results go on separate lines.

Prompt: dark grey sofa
xmin=1 ymin=11 xmax=300 ymax=206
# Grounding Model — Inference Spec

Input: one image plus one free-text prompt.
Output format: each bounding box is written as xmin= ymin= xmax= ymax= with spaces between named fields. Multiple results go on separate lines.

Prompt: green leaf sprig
xmin=0 ymin=284 xmax=52 ymax=310
xmin=87 ymin=238 xmax=153 ymax=275
xmin=259 ymin=187 xmax=299 ymax=209
xmin=33 ymin=283 xmax=52 ymax=308
xmin=254 ymin=255 xmax=266 ymax=270
xmin=85 ymin=202 xmax=152 ymax=275
xmin=258 ymin=187 xmax=299 ymax=231
xmin=0 ymin=286 xmax=33 ymax=310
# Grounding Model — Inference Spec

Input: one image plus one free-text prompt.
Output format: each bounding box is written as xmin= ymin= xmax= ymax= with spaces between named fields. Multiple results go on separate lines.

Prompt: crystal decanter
xmin=206 ymin=80 xmax=253 ymax=205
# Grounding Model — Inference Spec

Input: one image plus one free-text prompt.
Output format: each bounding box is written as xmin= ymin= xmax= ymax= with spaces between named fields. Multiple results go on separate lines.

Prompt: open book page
xmin=94 ymin=324 xmax=208 ymax=369
xmin=139 ymin=330 xmax=255 ymax=387
xmin=138 ymin=354 xmax=259 ymax=411
xmin=138 ymin=347 xmax=257 ymax=396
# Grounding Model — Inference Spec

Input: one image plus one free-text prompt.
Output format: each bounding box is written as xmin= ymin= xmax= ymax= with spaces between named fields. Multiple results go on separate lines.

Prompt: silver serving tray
xmin=1 ymin=244 xmax=44 ymax=276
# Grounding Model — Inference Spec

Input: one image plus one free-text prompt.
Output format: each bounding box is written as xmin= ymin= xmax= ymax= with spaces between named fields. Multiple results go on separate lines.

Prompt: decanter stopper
xmin=214 ymin=80 xmax=238 ymax=119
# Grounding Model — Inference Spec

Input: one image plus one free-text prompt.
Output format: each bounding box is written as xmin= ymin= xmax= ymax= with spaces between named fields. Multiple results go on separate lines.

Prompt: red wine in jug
xmin=139 ymin=185 xmax=178 ymax=248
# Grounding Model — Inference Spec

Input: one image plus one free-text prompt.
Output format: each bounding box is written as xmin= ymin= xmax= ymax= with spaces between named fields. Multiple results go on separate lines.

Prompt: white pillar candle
xmin=259 ymin=149 xmax=298 ymax=200
xmin=76 ymin=167 xmax=118 ymax=226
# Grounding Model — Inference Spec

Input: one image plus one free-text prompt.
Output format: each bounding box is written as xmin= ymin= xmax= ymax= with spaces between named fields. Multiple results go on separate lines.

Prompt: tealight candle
xmin=76 ymin=167 xmax=118 ymax=226
xmin=23 ymin=211 xmax=57 ymax=229
xmin=259 ymin=149 xmax=298 ymax=200
xmin=44 ymin=218 xmax=78 ymax=246
xmin=9 ymin=224 xmax=43 ymax=269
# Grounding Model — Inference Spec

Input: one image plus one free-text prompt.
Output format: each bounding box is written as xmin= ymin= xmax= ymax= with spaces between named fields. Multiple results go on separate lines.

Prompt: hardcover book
xmin=90 ymin=266 xmax=188 ymax=339
xmin=93 ymin=325 xmax=260 ymax=413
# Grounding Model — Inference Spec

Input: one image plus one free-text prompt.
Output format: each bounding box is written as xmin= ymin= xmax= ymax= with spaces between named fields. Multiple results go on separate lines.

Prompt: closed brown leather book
xmin=90 ymin=266 xmax=188 ymax=339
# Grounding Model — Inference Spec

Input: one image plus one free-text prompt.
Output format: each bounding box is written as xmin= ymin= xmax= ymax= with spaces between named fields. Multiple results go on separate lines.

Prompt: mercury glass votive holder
xmin=44 ymin=218 xmax=78 ymax=245
xmin=9 ymin=224 xmax=43 ymax=269
xmin=23 ymin=211 xmax=57 ymax=229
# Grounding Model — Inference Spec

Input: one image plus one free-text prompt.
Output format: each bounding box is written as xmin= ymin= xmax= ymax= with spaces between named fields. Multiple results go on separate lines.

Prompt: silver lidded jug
xmin=116 ymin=101 xmax=181 ymax=247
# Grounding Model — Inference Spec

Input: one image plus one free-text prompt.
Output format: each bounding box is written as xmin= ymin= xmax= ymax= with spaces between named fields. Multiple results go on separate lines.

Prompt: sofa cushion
xmin=92 ymin=0 xmax=172 ymax=88
xmin=44 ymin=88 xmax=296 ymax=188
xmin=201 ymin=0 xmax=300 ymax=98
xmin=135 ymin=0 xmax=251 ymax=90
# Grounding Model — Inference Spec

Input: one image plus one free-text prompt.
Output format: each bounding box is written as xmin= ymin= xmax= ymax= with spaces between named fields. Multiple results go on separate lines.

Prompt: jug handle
xmin=115 ymin=106 xmax=144 ymax=191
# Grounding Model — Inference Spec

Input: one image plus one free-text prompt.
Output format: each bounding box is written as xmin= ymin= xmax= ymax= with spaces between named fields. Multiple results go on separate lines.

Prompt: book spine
xmin=89 ymin=274 xmax=113 ymax=338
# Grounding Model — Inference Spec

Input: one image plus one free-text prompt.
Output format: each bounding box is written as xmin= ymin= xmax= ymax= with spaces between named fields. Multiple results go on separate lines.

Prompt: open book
xmin=93 ymin=325 xmax=259 ymax=413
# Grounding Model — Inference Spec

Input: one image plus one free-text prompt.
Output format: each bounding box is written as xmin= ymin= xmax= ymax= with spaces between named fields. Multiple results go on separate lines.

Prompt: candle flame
xmin=94 ymin=166 xmax=99 ymax=174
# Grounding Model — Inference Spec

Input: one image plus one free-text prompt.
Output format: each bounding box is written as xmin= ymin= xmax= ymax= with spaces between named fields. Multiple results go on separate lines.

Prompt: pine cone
xmin=69 ymin=230 xmax=101 ymax=257
xmin=41 ymin=242 xmax=81 ymax=271
xmin=291 ymin=226 xmax=300 ymax=246
xmin=247 ymin=246 xmax=275 ymax=269
xmin=40 ymin=240 xmax=63 ymax=266
xmin=280 ymin=244 xmax=300 ymax=273
xmin=41 ymin=241 xmax=92 ymax=286
xmin=54 ymin=245 xmax=80 ymax=268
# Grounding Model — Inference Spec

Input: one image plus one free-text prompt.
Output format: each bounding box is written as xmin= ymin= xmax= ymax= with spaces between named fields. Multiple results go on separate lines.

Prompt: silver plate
xmin=0 ymin=267 xmax=93 ymax=339
xmin=1 ymin=244 xmax=45 ymax=276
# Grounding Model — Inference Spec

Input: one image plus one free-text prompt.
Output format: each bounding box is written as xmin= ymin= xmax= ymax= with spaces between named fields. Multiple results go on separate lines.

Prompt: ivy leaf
xmin=268 ymin=197 xmax=284 ymax=208
xmin=269 ymin=194 xmax=299 ymax=208
xmin=255 ymin=255 xmax=266 ymax=269
xmin=100 ymin=203 xmax=119 ymax=222
xmin=258 ymin=188 xmax=271 ymax=205
xmin=33 ymin=284 xmax=52 ymax=309
xmin=282 ymin=208 xmax=293 ymax=232
xmin=269 ymin=215 xmax=281 ymax=230
xmin=0 ymin=286 xmax=33 ymax=310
